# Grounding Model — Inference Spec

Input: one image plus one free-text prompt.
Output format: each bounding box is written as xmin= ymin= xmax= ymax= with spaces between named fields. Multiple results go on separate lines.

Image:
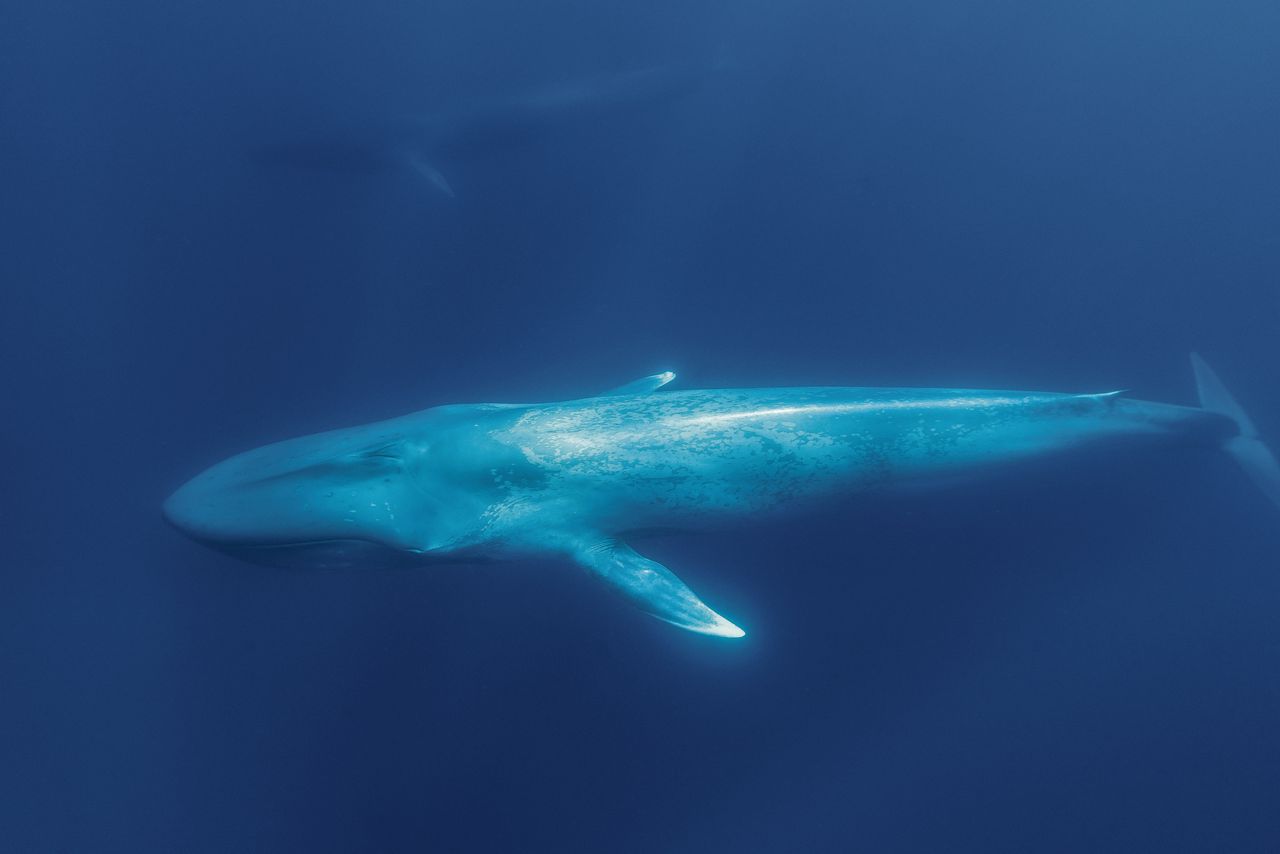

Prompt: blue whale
xmin=165 ymin=356 xmax=1279 ymax=637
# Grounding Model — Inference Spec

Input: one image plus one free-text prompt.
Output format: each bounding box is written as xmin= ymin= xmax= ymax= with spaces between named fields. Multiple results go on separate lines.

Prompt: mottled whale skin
xmin=165 ymin=360 xmax=1279 ymax=637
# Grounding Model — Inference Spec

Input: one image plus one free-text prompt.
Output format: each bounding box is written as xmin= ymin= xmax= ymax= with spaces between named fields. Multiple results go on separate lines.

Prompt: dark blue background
xmin=4 ymin=1 xmax=1280 ymax=851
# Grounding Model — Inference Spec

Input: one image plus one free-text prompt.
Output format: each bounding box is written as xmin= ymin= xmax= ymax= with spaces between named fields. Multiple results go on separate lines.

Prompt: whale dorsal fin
xmin=569 ymin=538 xmax=744 ymax=637
xmin=602 ymin=371 xmax=676 ymax=396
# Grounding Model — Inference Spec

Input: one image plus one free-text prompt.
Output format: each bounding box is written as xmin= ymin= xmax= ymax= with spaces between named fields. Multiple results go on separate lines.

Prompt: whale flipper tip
xmin=706 ymin=616 xmax=746 ymax=638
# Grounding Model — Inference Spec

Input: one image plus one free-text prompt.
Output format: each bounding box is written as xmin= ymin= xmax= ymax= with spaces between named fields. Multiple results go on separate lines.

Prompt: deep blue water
xmin=4 ymin=1 xmax=1280 ymax=851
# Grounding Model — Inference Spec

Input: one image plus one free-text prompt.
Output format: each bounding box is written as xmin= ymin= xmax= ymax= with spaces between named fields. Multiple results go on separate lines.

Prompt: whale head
xmin=164 ymin=416 xmax=455 ymax=569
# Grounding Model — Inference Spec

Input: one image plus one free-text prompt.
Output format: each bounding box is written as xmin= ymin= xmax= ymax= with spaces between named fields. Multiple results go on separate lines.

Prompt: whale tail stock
xmin=1191 ymin=353 xmax=1280 ymax=510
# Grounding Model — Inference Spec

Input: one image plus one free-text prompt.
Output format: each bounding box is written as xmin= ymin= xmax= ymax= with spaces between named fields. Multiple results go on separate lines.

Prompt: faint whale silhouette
xmin=249 ymin=59 xmax=729 ymax=199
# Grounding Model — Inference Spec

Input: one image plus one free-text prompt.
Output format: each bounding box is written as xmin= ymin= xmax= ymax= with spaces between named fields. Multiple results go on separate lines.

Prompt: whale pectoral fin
xmin=602 ymin=371 xmax=676 ymax=397
xmin=571 ymin=539 xmax=744 ymax=637
xmin=405 ymin=154 xmax=456 ymax=198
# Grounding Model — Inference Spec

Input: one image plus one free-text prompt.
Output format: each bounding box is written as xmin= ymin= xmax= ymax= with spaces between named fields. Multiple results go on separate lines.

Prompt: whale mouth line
xmin=239 ymin=537 xmax=380 ymax=550
xmin=230 ymin=537 xmax=426 ymax=555
xmin=165 ymin=526 xmax=423 ymax=555
xmin=199 ymin=537 xmax=433 ymax=570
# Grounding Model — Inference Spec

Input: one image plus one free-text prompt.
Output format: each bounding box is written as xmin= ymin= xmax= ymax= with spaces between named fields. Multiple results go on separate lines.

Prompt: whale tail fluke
xmin=1192 ymin=353 xmax=1280 ymax=510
